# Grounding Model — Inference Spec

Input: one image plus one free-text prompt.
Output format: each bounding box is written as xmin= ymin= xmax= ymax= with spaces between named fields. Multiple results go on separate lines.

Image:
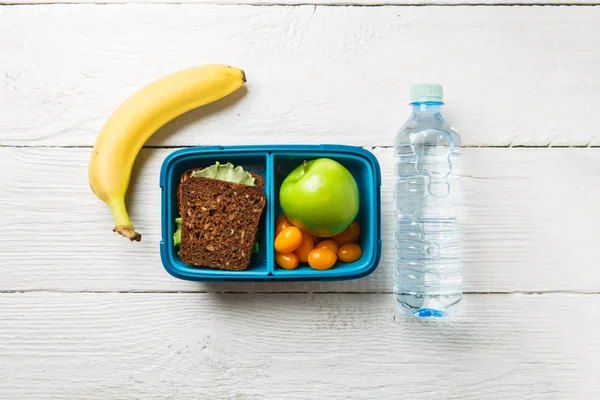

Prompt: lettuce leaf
xmin=190 ymin=162 xmax=255 ymax=186
xmin=173 ymin=217 xmax=182 ymax=247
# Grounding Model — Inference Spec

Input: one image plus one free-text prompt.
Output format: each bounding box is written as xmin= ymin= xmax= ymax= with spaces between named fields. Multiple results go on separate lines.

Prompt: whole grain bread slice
xmin=178 ymin=174 xmax=266 ymax=270
xmin=178 ymin=168 xmax=265 ymax=215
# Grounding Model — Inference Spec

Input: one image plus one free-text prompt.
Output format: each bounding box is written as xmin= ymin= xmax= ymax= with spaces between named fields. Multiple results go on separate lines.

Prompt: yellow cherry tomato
xmin=308 ymin=248 xmax=337 ymax=270
xmin=274 ymin=226 xmax=303 ymax=253
xmin=316 ymin=239 xmax=339 ymax=255
xmin=338 ymin=243 xmax=362 ymax=263
xmin=275 ymin=252 xmax=299 ymax=270
xmin=275 ymin=220 xmax=292 ymax=237
xmin=332 ymin=221 xmax=360 ymax=246
xmin=276 ymin=213 xmax=291 ymax=226
xmin=294 ymin=232 xmax=314 ymax=263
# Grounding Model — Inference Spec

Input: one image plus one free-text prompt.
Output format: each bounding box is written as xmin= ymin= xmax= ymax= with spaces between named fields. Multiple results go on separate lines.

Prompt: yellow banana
xmin=89 ymin=64 xmax=246 ymax=241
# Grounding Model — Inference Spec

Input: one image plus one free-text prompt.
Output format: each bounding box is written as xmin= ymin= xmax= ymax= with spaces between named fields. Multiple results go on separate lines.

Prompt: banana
xmin=89 ymin=64 xmax=246 ymax=241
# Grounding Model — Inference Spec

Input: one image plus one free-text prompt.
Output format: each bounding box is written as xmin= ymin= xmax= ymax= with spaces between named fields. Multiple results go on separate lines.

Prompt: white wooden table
xmin=2 ymin=1 xmax=600 ymax=398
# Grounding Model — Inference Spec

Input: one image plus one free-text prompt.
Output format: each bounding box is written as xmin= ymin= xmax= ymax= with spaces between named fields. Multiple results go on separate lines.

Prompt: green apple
xmin=279 ymin=158 xmax=359 ymax=237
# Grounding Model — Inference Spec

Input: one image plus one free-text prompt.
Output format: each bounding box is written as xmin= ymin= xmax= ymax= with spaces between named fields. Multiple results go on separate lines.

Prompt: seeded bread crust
xmin=177 ymin=171 xmax=266 ymax=270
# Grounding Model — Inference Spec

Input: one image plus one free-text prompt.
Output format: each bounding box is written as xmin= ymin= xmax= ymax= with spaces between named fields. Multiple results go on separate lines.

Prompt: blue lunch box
xmin=159 ymin=144 xmax=382 ymax=282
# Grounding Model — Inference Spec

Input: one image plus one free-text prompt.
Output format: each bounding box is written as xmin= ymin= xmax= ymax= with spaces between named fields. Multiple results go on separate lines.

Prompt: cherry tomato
xmin=275 ymin=252 xmax=299 ymax=270
xmin=338 ymin=244 xmax=362 ymax=263
xmin=332 ymin=221 xmax=360 ymax=246
xmin=274 ymin=226 xmax=303 ymax=253
xmin=276 ymin=213 xmax=291 ymax=226
xmin=294 ymin=232 xmax=314 ymax=263
xmin=316 ymin=239 xmax=339 ymax=255
xmin=308 ymin=248 xmax=337 ymax=270
xmin=275 ymin=220 xmax=292 ymax=236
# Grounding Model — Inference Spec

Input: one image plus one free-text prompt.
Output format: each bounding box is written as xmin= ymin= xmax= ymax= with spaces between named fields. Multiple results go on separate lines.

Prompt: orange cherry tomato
xmin=315 ymin=239 xmax=339 ymax=255
xmin=308 ymin=248 xmax=337 ymax=270
xmin=275 ymin=252 xmax=299 ymax=270
xmin=274 ymin=226 xmax=303 ymax=253
xmin=294 ymin=232 xmax=314 ymax=263
xmin=338 ymin=244 xmax=362 ymax=263
xmin=332 ymin=221 xmax=360 ymax=246
xmin=276 ymin=213 xmax=291 ymax=226
xmin=275 ymin=220 xmax=292 ymax=237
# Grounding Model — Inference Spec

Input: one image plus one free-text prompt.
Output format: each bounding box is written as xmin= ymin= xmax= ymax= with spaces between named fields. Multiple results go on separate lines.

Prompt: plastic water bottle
xmin=393 ymin=83 xmax=462 ymax=318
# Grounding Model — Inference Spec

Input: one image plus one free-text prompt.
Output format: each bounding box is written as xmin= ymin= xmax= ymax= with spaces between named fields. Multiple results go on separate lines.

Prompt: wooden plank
xmin=2 ymin=5 xmax=600 ymax=147
xmin=1 ymin=147 xmax=599 ymax=293
xmin=2 ymin=1 xmax=599 ymax=5
xmin=0 ymin=292 xmax=598 ymax=399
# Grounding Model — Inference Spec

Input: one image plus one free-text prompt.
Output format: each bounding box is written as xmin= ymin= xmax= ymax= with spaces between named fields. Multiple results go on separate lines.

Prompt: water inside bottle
xmin=394 ymin=116 xmax=462 ymax=317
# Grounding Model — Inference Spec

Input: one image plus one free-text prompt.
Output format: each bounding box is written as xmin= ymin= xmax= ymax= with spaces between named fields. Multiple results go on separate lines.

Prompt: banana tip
xmin=114 ymin=226 xmax=142 ymax=242
xmin=241 ymin=69 xmax=247 ymax=83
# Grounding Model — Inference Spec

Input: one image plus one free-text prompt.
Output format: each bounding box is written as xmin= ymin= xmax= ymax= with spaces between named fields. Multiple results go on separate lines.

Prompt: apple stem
xmin=303 ymin=160 xmax=307 ymax=173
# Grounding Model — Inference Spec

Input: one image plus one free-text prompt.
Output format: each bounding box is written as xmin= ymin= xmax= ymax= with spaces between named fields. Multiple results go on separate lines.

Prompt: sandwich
xmin=173 ymin=162 xmax=266 ymax=270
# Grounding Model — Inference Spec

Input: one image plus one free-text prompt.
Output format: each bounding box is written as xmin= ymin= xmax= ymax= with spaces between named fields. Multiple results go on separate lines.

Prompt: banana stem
xmin=108 ymin=197 xmax=142 ymax=242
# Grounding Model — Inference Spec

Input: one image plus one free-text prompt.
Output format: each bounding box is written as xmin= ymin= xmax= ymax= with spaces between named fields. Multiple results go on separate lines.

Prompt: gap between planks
xmin=1 ymin=144 xmax=600 ymax=149
xmin=1 ymin=2 xmax=600 ymax=6
xmin=0 ymin=290 xmax=599 ymax=294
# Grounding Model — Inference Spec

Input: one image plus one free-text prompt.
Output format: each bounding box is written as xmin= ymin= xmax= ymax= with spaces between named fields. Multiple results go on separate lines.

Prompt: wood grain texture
xmin=1 ymin=147 xmax=599 ymax=293
xmin=3 ymin=0 xmax=598 ymax=4
xmin=0 ymin=292 xmax=598 ymax=399
xmin=2 ymin=5 xmax=600 ymax=147
xmin=1 ymin=3 xmax=598 ymax=398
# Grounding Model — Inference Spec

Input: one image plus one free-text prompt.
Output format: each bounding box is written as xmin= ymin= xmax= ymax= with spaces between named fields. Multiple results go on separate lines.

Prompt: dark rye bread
xmin=178 ymin=169 xmax=265 ymax=215
xmin=178 ymin=173 xmax=266 ymax=270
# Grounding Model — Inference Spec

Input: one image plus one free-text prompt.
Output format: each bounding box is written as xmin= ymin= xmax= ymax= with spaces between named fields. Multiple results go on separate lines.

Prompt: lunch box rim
xmin=159 ymin=144 xmax=382 ymax=282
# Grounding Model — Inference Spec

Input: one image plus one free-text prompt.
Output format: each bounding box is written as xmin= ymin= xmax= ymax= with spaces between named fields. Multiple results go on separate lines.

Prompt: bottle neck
xmin=410 ymin=101 xmax=444 ymax=113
